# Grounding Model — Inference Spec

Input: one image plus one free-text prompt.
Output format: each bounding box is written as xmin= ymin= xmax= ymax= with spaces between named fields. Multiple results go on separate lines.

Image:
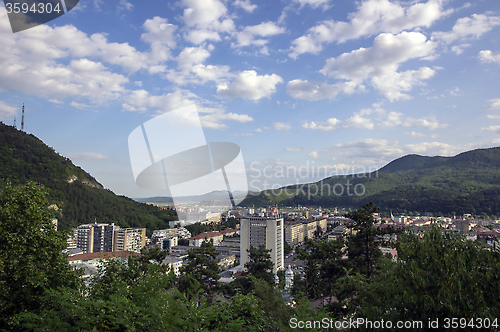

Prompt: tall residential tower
xmin=240 ymin=217 xmax=284 ymax=272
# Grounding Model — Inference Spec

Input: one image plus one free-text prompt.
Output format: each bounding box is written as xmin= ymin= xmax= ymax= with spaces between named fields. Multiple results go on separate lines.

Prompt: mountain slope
xmin=240 ymin=147 xmax=500 ymax=216
xmin=0 ymin=122 xmax=177 ymax=233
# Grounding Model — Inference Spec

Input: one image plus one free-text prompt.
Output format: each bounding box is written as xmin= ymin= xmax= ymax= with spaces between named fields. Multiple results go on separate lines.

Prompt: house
xmin=188 ymin=231 xmax=224 ymax=247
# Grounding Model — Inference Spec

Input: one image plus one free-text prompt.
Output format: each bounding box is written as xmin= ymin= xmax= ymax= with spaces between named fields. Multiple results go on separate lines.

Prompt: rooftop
xmin=67 ymin=250 xmax=139 ymax=262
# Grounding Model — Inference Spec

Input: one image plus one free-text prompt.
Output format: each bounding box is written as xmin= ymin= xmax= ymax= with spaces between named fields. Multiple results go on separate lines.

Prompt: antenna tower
xmin=21 ymin=103 xmax=25 ymax=131
xmin=13 ymin=116 xmax=16 ymax=128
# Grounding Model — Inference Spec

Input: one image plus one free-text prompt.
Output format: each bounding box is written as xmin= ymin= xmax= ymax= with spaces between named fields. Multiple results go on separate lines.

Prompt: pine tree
xmin=244 ymin=245 xmax=274 ymax=285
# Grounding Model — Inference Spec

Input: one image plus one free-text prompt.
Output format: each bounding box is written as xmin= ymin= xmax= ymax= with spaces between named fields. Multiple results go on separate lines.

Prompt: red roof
xmin=189 ymin=231 xmax=223 ymax=240
xmin=220 ymin=228 xmax=238 ymax=234
xmin=67 ymin=250 xmax=139 ymax=262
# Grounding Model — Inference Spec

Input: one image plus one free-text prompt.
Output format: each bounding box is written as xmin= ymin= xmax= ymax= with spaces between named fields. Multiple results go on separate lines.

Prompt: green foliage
xmin=346 ymin=202 xmax=391 ymax=278
xmin=298 ymin=236 xmax=345 ymax=301
xmin=179 ymin=240 xmax=220 ymax=298
xmin=353 ymin=225 xmax=500 ymax=328
xmin=0 ymin=182 xmax=82 ymax=330
xmin=244 ymin=245 xmax=274 ymax=285
xmin=184 ymin=217 xmax=240 ymax=236
xmin=284 ymin=241 xmax=291 ymax=256
xmin=0 ymin=123 xmax=178 ymax=234
xmin=239 ymin=146 xmax=500 ymax=216
xmin=0 ymin=180 xmax=360 ymax=331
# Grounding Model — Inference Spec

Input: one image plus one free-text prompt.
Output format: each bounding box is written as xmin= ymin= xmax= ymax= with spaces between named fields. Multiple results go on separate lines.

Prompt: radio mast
xmin=21 ymin=103 xmax=25 ymax=131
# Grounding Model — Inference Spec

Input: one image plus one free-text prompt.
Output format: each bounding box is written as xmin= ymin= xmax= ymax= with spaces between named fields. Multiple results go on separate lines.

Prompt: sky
xmin=0 ymin=0 xmax=500 ymax=199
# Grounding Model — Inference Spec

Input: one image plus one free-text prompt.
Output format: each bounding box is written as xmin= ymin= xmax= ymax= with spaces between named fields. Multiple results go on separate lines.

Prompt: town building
xmin=189 ymin=231 xmax=224 ymax=247
xmin=76 ymin=223 xmax=118 ymax=254
xmin=162 ymin=256 xmax=183 ymax=276
xmin=240 ymin=217 xmax=284 ymax=272
xmin=284 ymin=218 xmax=328 ymax=246
xmin=152 ymin=227 xmax=192 ymax=240
xmin=114 ymin=228 xmax=146 ymax=253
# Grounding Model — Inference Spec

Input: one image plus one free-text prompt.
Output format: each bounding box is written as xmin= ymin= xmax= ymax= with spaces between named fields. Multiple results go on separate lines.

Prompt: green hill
xmin=239 ymin=147 xmax=500 ymax=217
xmin=0 ymin=122 xmax=177 ymax=234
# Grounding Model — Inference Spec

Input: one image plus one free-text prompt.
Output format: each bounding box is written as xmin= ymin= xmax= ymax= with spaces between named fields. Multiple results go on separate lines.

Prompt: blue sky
xmin=0 ymin=0 xmax=500 ymax=198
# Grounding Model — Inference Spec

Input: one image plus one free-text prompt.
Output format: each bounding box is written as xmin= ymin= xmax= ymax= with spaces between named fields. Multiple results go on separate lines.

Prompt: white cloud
xmin=482 ymin=125 xmax=500 ymax=134
xmin=177 ymin=47 xmax=211 ymax=70
xmin=122 ymin=89 xmax=251 ymax=129
xmin=64 ymin=152 xmax=110 ymax=160
xmin=320 ymin=32 xmax=437 ymax=101
xmin=274 ymin=122 xmax=291 ymax=130
xmin=290 ymin=0 xmax=449 ymax=58
xmin=403 ymin=115 xmax=448 ymax=130
xmin=118 ymin=0 xmax=133 ymax=11
xmin=234 ymin=0 xmax=257 ymax=13
xmin=342 ymin=113 xmax=374 ymax=130
xmin=0 ymin=100 xmax=17 ymax=118
xmin=485 ymin=99 xmax=500 ymax=110
xmin=335 ymin=139 xmax=404 ymax=158
xmin=164 ymin=46 xmax=232 ymax=85
xmin=335 ymin=138 xmax=461 ymax=159
xmin=405 ymin=131 xmax=438 ymax=138
xmin=48 ymin=99 xmax=63 ymax=104
xmin=123 ymin=89 xmax=197 ymax=113
xmin=200 ymin=111 xmax=253 ymax=129
xmin=479 ymin=50 xmax=500 ymax=65
xmin=184 ymin=30 xmax=222 ymax=44
xmin=308 ymin=151 xmax=319 ymax=159
xmin=285 ymin=147 xmax=301 ymax=152
xmin=303 ymin=108 xmax=404 ymax=131
xmin=233 ymin=22 xmax=285 ymax=54
xmin=451 ymin=43 xmax=471 ymax=55
xmin=303 ymin=117 xmax=341 ymax=131
xmin=141 ymin=17 xmax=177 ymax=63
xmin=181 ymin=0 xmax=235 ymax=44
xmin=94 ymin=0 xmax=104 ymax=10
xmin=449 ymin=87 xmax=461 ymax=96
xmin=293 ymin=0 xmax=331 ymax=9
xmin=70 ymin=101 xmax=91 ymax=110
xmin=432 ymin=13 xmax=500 ymax=44
xmin=405 ymin=141 xmax=459 ymax=155
xmin=0 ymin=38 xmax=128 ymax=103
xmin=217 ymin=70 xmax=283 ymax=100
xmin=378 ymin=110 xmax=403 ymax=128
xmin=0 ymin=11 xmax=186 ymax=106
xmin=287 ymin=79 xmax=360 ymax=100
xmin=487 ymin=115 xmax=500 ymax=120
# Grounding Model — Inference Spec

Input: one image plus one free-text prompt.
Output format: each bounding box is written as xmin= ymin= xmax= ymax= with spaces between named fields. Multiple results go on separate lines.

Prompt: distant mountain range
xmin=135 ymin=190 xmax=248 ymax=205
xmin=239 ymin=147 xmax=500 ymax=217
xmin=0 ymin=122 xmax=177 ymax=234
xmin=2 ymin=119 xmax=500 ymax=222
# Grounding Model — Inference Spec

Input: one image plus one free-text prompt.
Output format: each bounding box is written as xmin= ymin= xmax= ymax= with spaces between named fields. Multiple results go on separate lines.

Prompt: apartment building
xmin=240 ymin=217 xmax=284 ymax=272
xmin=114 ymin=228 xmax=146 ymax=253
xmin=284 ymin=218 xmax=328 ymax=247
xmin=76 ymin=223 xmax=118 ymax=254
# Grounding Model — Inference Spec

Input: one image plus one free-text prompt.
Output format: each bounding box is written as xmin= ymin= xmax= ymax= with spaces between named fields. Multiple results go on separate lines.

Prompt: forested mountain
xmin=0 ymin=122 xmax=177 ymax=233
xmin=240 ymin=147 xmax=500 ymax=217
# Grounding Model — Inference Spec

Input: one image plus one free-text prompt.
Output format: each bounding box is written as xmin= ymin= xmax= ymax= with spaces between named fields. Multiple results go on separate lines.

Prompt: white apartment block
xmin=114 ymin=228 xmax=146 ymax=253
xmin=152 ymin=227 xmax=192 ymax=240
xmin=76 ymin=223 xmax=117 ymax=254
xmin=240 ymin=217 xmax=284 ymax=272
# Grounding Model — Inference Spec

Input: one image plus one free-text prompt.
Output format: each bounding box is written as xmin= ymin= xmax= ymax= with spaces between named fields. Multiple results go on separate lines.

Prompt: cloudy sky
xmin=1 ymin=0 xmax=500 ymax=198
